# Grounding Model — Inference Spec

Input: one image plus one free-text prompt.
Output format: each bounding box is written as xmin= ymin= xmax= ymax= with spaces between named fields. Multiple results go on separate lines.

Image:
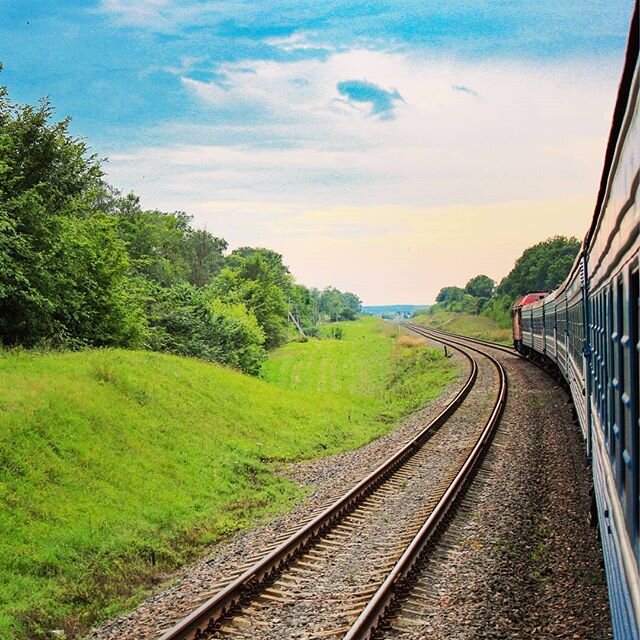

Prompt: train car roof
xmin=513 ymin=292 xmax=549 ymax=309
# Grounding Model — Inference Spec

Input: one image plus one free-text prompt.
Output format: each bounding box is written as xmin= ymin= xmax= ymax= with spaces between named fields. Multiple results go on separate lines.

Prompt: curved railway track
xmin=158 ymin=328 xmax=507 ymax=640
xmin=408 ymin=323 xmax=518 ymax=357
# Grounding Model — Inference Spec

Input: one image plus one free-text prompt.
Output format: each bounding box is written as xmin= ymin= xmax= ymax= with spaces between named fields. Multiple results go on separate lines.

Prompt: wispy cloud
xmin=452 ymin=84 xmax=479 ymax=97
xmin=98 ymin=0 xmax=176 ymax=29
xmin=265 ymin=31 xmax=334 ymax=54
xmin=178 ymin=50 xmax=411 ymax=129
xmin=107 ymin=52 xmax=618 ymax=213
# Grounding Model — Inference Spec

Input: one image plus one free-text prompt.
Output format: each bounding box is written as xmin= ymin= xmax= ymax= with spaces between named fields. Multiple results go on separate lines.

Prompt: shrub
xmin=146 ymin=283 xmax=266 ymax=374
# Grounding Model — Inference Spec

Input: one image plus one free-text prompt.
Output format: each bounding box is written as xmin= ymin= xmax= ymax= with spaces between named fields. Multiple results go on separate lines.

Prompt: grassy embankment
xmin=0 ymin=317 xmax=458 ymax=639
xmin=412 ymin=308 xmax=512 ymax=344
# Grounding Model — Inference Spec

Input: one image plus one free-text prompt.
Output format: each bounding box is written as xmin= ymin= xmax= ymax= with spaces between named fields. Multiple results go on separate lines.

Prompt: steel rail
xmin=343 ymin=324 xmax=508 ymax=640
xmin=159 ymin=341 xmax=479 ymax=640
xmin=404 ymin=322 xmax=518 ymax=357
xmin=410 ymin=323 xmax=557 ymax=380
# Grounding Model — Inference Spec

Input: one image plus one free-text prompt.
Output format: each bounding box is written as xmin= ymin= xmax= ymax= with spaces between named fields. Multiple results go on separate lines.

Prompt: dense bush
xmin=146 ymin=284 xmax=266 ymax=374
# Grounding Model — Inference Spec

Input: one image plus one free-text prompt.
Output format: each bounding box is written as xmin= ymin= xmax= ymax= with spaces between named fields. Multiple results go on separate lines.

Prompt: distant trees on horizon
xmin=424 ymin=236 xmax=581 ymax=326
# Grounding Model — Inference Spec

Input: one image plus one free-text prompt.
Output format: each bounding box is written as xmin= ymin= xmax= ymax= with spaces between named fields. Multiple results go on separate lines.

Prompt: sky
xmin=0 ymin=1 xmax=635 ymax=304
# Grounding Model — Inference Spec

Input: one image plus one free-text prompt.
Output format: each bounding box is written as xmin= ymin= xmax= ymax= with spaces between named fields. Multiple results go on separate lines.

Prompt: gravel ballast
xmin=386 ymin=346 xmax=611 ymax=640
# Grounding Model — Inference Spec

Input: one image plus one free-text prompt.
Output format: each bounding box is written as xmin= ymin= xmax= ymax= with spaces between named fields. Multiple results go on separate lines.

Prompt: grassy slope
xmin=264 ymin=320 xmax=456 ymax=422
xmin=413 ymin=309 xmax=512 ymax=344
xmin=0 ymin=317 xmax=458 ymax=638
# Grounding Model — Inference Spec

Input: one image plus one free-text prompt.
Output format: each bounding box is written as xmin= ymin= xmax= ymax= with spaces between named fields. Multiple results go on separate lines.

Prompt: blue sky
xmin=0 ymin=1 xmax=635 ymax=303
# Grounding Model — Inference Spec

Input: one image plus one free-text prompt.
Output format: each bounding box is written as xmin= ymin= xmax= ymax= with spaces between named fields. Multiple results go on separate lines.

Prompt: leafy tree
xmin=49 ymin=215 xmax=146 ymax=346
xmin=109 ymin=205 xmax=192 ymax=287
xmin=341 ymin=292 xmax=363 ymax=320
xmin=289 ymin=283 xmax=319 ymax=334
xmin=318 ymin=287 xmax=361 ymax=321
xmin=480 ymin=294 xmax=513 ymax=328
xmin=435 ymin=286 xmax=465 ymax=304
xmin=227 ymin=247 xmax=294 ymax=292
xmin=185 ymin=229 xmax=227 ymax=287
xmin=213 ymin=250 xmax=290 ymax=349
xmin=465 ymin=275 xmax=495 ymax=299
xmin=497 ymin=236 xmax=580 ymax=297
xmin=0 ymin=85 xmax=144 ymax=346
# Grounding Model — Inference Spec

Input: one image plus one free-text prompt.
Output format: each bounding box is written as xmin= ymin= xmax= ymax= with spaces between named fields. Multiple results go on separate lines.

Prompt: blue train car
xmin=515 ymin=3 xmax=639 ymax=636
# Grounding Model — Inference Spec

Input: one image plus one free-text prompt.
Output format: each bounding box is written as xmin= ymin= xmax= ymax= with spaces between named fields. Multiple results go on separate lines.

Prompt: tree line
xmin=0 ymin=83 xmax=361 ymax=373
xmin=429 ymin=236 xmax=581 ymax=326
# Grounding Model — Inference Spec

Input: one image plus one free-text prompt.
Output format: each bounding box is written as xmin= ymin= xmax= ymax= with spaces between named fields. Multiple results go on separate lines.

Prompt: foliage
xmin=0 ymin=90 xmax=145 ymax=348
xmin=214 ymin=249 xmax=291 ymax=349
xmin=433 ymin=286 xmax=479 ymax=314
xmin=496 ymin=235 xmax=580 ymax=298
xmin=98 ymin=188 xmax=228 ymax=289
xmin=145 ymin=283 xmax=266 ymax=374
xmin=318 ymin=287 xmax=362 ymax=321
xmin=429 ymin=236 xmax=580 ymax=330
xmin=479 ymin=294 xmax=513 ymax=329
xmin=435 ymin=286 xmax=465 ymax=304
xmin=0 ymin=84 xmax=363 ymax=370
xmin=0 ymin=319 xmax=458 ymax=638
xmin=465 ymin=274 xmax=495 ymax=299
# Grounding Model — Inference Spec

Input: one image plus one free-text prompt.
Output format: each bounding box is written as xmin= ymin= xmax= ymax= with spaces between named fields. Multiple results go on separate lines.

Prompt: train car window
xmin=596 ymin=294 xmax=601 ymax=419
xmin=627 ymin=268 xmax=639 ymax=553
xmin=608 ymin=283 xmax=616 ymax=451
xmin=590 ymin=296 xmax=597 ymax=411
xmin=612 ymin=282 xmax=621 ymax=469
xmin=600 ymin=293 xmax=606 ymax=422
xmin=616 ymin=277 xmax=625 ymax=494
xmin=636 ymin=268 xmax=640 ymax=557
xmin=604 ymin=287 xmax=610 ymax=438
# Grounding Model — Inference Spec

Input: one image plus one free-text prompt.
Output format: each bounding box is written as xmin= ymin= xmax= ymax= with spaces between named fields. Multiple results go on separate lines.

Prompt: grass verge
xmin=412 ymin=309 xmax=512 ymax=344
xmin=0 ymin=317 xmax=458 ymax=638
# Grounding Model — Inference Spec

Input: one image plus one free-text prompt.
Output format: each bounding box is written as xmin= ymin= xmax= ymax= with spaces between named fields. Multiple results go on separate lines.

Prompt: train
xmin=512 ymin=3 xmax=639 ymax=636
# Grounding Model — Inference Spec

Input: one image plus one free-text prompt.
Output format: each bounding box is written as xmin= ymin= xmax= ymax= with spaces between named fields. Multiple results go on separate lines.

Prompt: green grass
xmin=0 ymin=317 xmax=458 ymax=638
xmin=264 ymin=319 xmax=457 ymax=422
xmin=412 ymin=309 xmax=512 ymax=344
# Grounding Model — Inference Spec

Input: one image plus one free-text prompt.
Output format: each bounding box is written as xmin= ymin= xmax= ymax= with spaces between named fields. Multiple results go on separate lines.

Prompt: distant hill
xmin=362 ymin=304 xmax=429 ymax=317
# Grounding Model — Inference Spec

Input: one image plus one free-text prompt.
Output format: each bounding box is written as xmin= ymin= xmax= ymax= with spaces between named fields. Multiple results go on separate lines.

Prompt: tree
xmin=213 ymin=250 xmax=290 ymax=349
xmin=465 ymin=275 xmax=495 ymax=299
xmin=317 ymin=287 xmax=361 ymax=321
xmin=435 ymin=286 xmax=465 ymax=304
xmin=340 ymin=292 xmax=362 ymax=320
xmin=146 ymin=283 xmax=266 ymax=374
xmin=227 ymin=247 xmax=293 ymax=293
xmin=185 ymin=229 xmax=227 ymax=287
xmin=0 ymin=86 xmax=144 ymax=346
xmin=497 ymin=236 xmax=580 ymax=297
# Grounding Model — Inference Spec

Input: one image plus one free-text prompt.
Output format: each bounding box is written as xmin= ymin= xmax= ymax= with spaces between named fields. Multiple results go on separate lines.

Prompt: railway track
xmin=408 ymin=323 xmax=518 ymax=357
xmin=158 ymin=329 xmax=507 ymax=640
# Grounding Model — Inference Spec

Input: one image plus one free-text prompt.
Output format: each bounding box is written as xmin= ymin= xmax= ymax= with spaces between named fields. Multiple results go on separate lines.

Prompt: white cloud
xmin=265 ymin=31 xmax=333 ymax=53
xmin=99 ymin=0 xmax=173 ymax=28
